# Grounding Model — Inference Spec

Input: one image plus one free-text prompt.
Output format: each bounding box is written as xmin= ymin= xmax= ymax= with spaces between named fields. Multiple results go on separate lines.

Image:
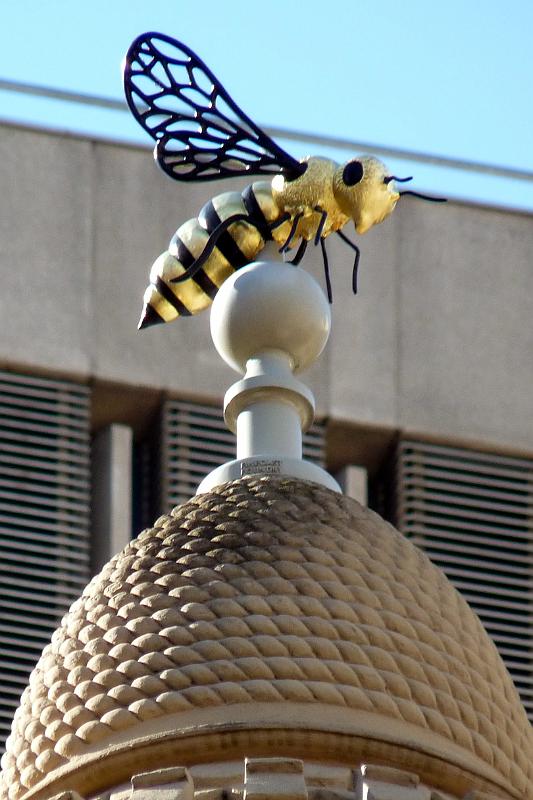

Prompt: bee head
xmin=333 ymin=156 xmax=399 ymax=234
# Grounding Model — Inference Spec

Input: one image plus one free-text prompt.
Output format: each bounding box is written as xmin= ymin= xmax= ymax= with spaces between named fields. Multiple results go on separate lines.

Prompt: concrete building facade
xmin=1 ymin=121 xmax=532 ymax=456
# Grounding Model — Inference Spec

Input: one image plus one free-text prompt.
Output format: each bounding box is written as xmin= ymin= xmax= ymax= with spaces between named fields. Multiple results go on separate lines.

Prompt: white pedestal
xmin=197 ymin=261 xmax=341 ymax=495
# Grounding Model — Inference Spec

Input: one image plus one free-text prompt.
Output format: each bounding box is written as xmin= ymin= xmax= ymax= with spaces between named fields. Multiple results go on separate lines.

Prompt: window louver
xmin=160 ymin=399 xmax=326 ymax=510
xmin=0 ymin=371 xmax=91 ymax=751
xmin=392 ymin=439 xmax=533 ymax=722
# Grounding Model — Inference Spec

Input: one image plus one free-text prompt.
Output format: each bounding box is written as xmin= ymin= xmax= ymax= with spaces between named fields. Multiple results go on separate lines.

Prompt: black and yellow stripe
xmin=138 ymin=182 xmax=285 ymax=329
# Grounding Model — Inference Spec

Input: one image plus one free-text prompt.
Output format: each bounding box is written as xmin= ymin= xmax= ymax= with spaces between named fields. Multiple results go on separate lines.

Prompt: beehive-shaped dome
xmin=2 ymin=477 xmax=532 ymax=800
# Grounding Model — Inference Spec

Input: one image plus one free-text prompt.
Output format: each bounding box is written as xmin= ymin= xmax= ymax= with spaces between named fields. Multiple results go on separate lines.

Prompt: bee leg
xmin=290 ymin=238 xmax=307 ymax=265
xmin=320 ymin=238 xmax=333 ymax=304
xmin=352 ymin=250 xmax=360 ymax=294
xmin=269 ymin=212 xmax=291 ymax=231
xmin=279 ymin=212 xmax=303 ymax=253
xmin=170 ymin=212 xmax=250 ymax=283
xmin=336 ymin=229 xmax=361 ymax=294
xmin=313 ymin=206 xmax=328 ymax=245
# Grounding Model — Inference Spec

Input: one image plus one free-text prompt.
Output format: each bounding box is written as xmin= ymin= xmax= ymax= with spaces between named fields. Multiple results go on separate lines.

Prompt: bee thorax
xmin=271 ymin=157 xmax=348 ymax=246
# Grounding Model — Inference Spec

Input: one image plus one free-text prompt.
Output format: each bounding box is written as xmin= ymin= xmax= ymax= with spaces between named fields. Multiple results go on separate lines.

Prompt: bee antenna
xmin=384 ymin=175 xmax=413 ymax=184
xmin=399 ymin=190 xmax=447 ymax=202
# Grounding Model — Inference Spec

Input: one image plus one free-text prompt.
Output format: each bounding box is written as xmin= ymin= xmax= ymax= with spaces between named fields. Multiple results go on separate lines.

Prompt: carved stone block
xmin=244 ymin=758 xmax=308 ymax=800
xmin=354 ymin=765 xmax=430 ymax=800
xmin=130 ymin=767 xmax=194 ymax=800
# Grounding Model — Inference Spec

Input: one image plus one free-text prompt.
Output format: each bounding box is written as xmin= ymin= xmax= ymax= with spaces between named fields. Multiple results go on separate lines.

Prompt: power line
xmin=1 ymin=77 xmax=532 ymax=185
xmin=268 ymin=127 xmax=533 ymax=184
xmin=0 ymin=78 xmax=124 ymax=111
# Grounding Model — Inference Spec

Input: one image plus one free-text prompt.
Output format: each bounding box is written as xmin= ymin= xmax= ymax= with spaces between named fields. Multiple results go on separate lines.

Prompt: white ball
xmin=210 ymin=261 xmax=331 ymax=374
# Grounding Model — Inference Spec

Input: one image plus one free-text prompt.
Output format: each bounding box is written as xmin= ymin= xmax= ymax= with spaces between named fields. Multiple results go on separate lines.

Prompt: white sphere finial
xmin=197 ymin=260 xmax=341 ymax=495
xmin=210 ymin=261 xmax=331 ymax=374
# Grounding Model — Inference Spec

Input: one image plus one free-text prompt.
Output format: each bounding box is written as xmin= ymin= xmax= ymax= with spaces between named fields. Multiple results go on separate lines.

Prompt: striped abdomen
xmin=138 ymin=182 xmax=285 ymax=329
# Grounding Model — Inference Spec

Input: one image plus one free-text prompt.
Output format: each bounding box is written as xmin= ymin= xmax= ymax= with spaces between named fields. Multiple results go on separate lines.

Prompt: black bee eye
xmin=342 ymin=160 xmax=364 ymax=186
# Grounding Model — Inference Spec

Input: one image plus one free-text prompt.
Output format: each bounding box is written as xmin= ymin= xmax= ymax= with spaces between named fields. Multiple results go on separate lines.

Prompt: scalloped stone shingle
xmin=1 ymin=476 xmax=532 ymax=800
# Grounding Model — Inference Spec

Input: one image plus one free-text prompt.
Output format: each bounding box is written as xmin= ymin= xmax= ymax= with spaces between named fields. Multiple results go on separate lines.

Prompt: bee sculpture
xmin=124 ymin=33 xmax=444 ymax=329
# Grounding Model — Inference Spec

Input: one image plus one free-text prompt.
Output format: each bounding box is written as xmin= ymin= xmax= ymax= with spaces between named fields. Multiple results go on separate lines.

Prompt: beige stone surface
xmin=33 ymin=759 xmax=512 ymax=800
xmin=1 ymin=477 xmax=531 ymax=800
xmin=244 ymin=758 xmax=307 ymax=800
xmin=130 ymin=767 xmax=193 ymax=800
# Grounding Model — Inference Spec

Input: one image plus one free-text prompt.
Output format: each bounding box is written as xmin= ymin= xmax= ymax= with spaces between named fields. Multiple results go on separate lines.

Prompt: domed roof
xmin=1 ymin=476 xmax=532 ymax=800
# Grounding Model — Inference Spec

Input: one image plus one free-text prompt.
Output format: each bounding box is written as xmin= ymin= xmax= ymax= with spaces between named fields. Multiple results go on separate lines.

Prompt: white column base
xmin=197 ymin=455 xmax=341 ymax=494
xmin=198 ymin=260 xmax=341 ymax=496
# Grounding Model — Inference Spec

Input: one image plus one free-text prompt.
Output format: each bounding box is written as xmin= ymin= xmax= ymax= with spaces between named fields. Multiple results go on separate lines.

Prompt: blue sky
xmin=1 ymin=0 xmax=532 ymax=209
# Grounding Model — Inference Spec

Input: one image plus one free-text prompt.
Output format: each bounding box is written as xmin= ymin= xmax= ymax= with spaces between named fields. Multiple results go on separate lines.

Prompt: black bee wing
xmin=124 ymin=32 xmax=305 ymax=182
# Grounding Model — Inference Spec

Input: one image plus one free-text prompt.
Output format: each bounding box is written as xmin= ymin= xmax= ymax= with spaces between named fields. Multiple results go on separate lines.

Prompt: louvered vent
xmin=160 ymin=399 xmax=326 ymax=509
xmin=0 ymin=371 xmax=91 ymax=751
xmin=392 ymin=439 xmax=533 ymax=722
